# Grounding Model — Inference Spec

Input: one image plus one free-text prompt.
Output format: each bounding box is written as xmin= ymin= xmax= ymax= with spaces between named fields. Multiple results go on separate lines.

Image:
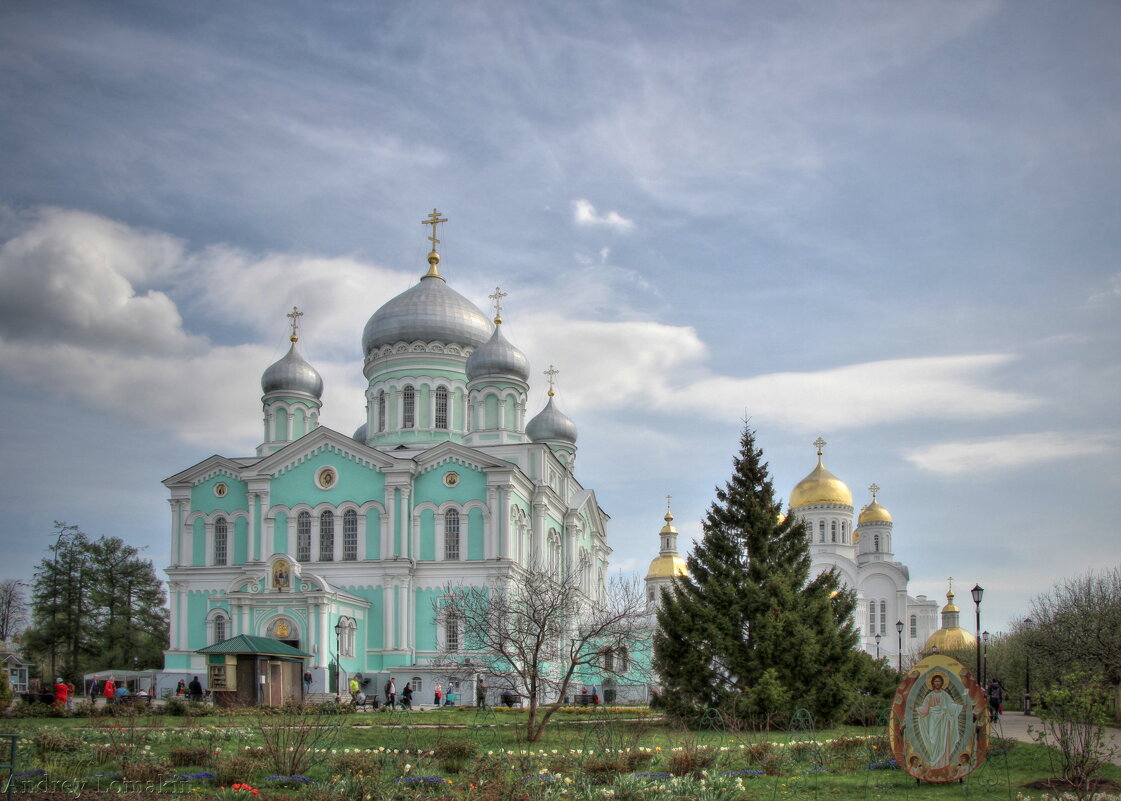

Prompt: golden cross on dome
xmin=868 ymin=483 xmax=880 ymax=502
xmin=666 ymin=494 xmax=672 ymax=511
xmin=947 ymin=576 xmax=954 ymax=593
xmin=489 ymin=286 xmax=507 ymax=324
xmin=813 ymin=437 xmax=827 ymax=455
xmin=287 ymin=306 xmax=303 ymax=343
xmin=544 ymin=364 xmax=559 ymax=397
xmin=422 ymin=208 xmax=447 ymax=251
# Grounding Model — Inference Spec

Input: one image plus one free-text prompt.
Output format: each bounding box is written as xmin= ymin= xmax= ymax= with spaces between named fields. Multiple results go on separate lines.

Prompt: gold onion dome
xmin=646 ymin=508 xmax=688 ymax=580
xmin=941 ymin=589 xmax=960 ymax=614
xmin=859 ymin=500 xmax=892 ymax=524
xmin=789 ymin=439 xmax=853 ymax=508
xmin=925 ymin=626 xmax=977 ymax=652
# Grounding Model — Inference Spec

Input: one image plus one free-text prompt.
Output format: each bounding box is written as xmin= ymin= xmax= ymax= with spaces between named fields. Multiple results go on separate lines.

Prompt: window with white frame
xmin=618 ymin=646 xmax=629 ymax=672
xmin=411 ymin=676 xmax=423 ymax=694
xmin=213 ymin=613 xmax=227 ymax=643
xmin=603 ymin=649 xmax=614 ymax=671
xmin=297 ymin=511 xmax=312 ymax=562
xmin=445 ymin=613 xmax=460 ymax=652
xmin=377 ymin=390 xmax=386 ymax=432
xmin=214 ymin=517 xmax=228 ymax=565
xmin=343 ymin=509 xmax=358 ymax=560
xmin=868 ymin=603 xmax=875 ymax=634
xmin=910 ymin=614 xmax=917 ymax=638
xmin=831 ymin=520 xmax=837 ymax=542
xmin=841 ymin=521 xmax=847 ymax=542
xmin=879 ymin=600 xmax=887 ymax=635
xmin=402 ymin=385 xmax=416 ymax=428
xmin=435 ymin=387 xmax=448 ymax=429
xmin=444 ymin=509 xmax=460 ymax=560
xmin=819 ymin=520 xmax=825 ymax=542
xmin=319 ymin=511 xmax=335 ymax=561
xmin=874 ymin=533 xmax=880 ymax=552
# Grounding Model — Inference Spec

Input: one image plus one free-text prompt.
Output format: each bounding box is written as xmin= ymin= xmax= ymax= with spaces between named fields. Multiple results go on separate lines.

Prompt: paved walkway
xmin=995 ymin=711 xmax=1121 ymax=767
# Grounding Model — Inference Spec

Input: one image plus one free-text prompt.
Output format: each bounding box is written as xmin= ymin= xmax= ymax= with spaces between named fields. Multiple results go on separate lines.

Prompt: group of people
xmin=340 ymin=676 xmax=467 ymax=709
xmin=174 ymin=676 xmax=205 ymax=701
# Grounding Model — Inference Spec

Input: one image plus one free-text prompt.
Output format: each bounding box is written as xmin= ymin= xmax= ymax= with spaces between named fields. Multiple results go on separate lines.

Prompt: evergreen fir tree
xmin=653 ymin=425 xmax=859 ymax=726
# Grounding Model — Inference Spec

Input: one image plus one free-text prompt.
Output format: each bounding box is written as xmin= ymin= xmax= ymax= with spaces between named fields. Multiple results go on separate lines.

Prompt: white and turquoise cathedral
xmin=160 ymin=212 xmax=935 ymax=700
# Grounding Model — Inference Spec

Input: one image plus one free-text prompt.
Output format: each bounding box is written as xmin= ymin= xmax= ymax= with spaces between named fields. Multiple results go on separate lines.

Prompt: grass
xmin=2 ymin=706 xmax=1119 ymax=799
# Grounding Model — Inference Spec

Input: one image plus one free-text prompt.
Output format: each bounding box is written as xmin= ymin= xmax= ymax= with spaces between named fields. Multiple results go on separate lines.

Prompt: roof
xmin=196 ymin=635 xmax=312 ymax=658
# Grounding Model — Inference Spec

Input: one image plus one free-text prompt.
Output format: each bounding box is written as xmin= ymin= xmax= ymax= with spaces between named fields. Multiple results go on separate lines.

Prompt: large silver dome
xmin=466 ymin=324 xmax=530 ymax=382
xmin=262 ymin=343 xmax=323 ymax=399
xmin=526 ymin=396 xmax=577 ymax=444
xmin=362 ymin=275 xmax=493 ymax=356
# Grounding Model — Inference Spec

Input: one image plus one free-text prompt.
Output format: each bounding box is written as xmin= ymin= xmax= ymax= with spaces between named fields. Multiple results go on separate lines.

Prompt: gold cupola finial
xmin=421 ymin=208 xmax=448 ymax=278
xmin=813 ymin=436 xmax=827 ymax=464
xmin=544 ymin=364 xmax=559 ymax=397
xmin=286 ymin=305 xmax=304 ymax=343
xmin=664 ymin=494 xmax=674 ymax=525
xmin=869 ymin=483 xmax=879 ymax=503
xmin=489 ymin=286 xmax=507 ymax=325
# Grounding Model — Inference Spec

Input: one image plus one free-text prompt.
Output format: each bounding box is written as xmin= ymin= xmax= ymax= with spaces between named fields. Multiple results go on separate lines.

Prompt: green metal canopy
xmin=196 ymin=635 xmax=312 ymax=658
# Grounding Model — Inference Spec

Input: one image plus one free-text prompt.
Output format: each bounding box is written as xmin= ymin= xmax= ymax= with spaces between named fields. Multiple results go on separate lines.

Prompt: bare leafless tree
xmin=438 ymin=560 xmax=648 ymax=742
xmin=1026 ymin=565 xmax=1121 ymax=685
xmin=0 ymin=579 xmax=29 ymax=643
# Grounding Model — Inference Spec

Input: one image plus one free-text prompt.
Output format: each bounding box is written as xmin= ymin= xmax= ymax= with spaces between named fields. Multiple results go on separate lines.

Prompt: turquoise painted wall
xmin=414 ymin=587 xmax=442 ymax=651
xmin=270 ymin=450 xmax=385 ymax=510
xmin=274 ymin=511 xmax=289 ymax=553
xmin=419 ymin=509 xmax=435 ymax=561
xmin=365 ymin=509 xmax=381 ymax=559
xmin=413 ymin=463 xmax=485 ymax=506
xmin=468 ymin=508 xmax=484 ymax=560
xmin=192 ymin=519 xmax=205 ymax=567
xmin=190 ymin=474 xmax=247 ymax=515
xmin=186 ymin=593 xmax=211 ymax=650
xmin=233 ymin=517 xmax=248 ymax=564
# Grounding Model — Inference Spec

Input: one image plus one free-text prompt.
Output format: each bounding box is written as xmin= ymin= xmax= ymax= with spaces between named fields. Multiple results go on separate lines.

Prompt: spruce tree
xmin=653 ymin=425 xmax=859 ymax=726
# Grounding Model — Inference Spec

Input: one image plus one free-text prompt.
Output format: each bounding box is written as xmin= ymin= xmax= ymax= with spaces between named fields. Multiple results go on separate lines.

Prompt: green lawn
xmin=2 ymin=705 xmax=1117 ymax=800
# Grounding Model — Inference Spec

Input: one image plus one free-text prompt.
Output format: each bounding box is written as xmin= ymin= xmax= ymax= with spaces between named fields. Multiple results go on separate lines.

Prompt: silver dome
xmin=466 ymin=324 xmax=530 ymax=382
xmin=526 ymin=396 xmax=577 ymax=444
xmin=262 ymin=343 xmax=324 ymax=399
xmin=362 ymin=275 xmax=493 ymax=356
xmin=353 ymin=422 xmax=368 ymax=443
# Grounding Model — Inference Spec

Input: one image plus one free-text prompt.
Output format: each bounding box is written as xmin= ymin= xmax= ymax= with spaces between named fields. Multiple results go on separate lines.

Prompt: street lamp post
xmin=982 ymin=631 xmax=990 ymax=686
xmin=971 ymin=584 xmax=984 ymax=681
xmin=1023 ymin=617 xmax=1032 ymax=714
xmin=875 ymin=632 xmax=881 ymax=660
xmin=334 ymin=616 xmax=352 ymax=702
xmin=895 ymin=620 xmax=904 ymax=672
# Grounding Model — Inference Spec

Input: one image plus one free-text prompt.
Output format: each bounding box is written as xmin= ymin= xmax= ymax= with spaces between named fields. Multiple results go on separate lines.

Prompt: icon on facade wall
xmin=274 ymin=619 xmax=290 ymax=638
xmin=214 ymin=482 xmax=228 ymax=497
xmin=443 ymin=471 xmax=460 ymax=488
xmin=317 ymin=467 xmax=337 ymax=489
xmin=890 ymin=653 xmax=989 ymax=783
xmin=272 ymin=560 xmax=291 ymax=590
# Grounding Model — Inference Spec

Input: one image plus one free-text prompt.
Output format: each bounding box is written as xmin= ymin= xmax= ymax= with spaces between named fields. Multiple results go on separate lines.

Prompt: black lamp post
xmin=896 ymin=620 xmax=904 ymax=672
xmin=875 ymin=632 xmax=881 ymax=660
xmin=982 ymin=631 xmax=989 ymax=686
xmin=334 ymin=616 xmax=353 ymax=701
xmin=1023 ymin=617 xmax=1032 ymax=714
xmin=970 ymin=584 xmax=984 ymax=680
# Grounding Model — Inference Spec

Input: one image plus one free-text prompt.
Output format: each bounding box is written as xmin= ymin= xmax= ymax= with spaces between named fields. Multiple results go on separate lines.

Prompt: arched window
xmin=910 ymin=614 xmax=917 ymax=638
xmin=214 ymin=517 xmax=228 ymax=565
xmin=879 ymin=600 xmax=887 ymax=635
xmin=603 ymin=649 xmax=614 ymax=671
xmin=874 ymin=534 xmax=880 ymax=552
xmin=377 ymin=390 xmax=386 ymax=432
xmin=411 ymin=676 xmax=423 ymax=694
xmin=343 ymin=510 xmax=358 ymax=560
xmin=435 ymin=387 xmax=448 ymax=429
xmin=213 ymin=613 xmax=227 ymax=643
xmin=818 ymin=520 xmax=825 ymax=542
xmin=297 ymin=511 xmax=312 ymax=562
xmin=319 ymin=511 xmax=335 ymax=561
xmin=831 ymin=520 xmax=837 ymax=542
xmin=868 ymin=603 xmax=875 ymax=634
xmin=618 ymin=646 xmax=629 ymax=672
xmin=402 ymin=385 xmax=415 ymax=428
xmin=445 ymin=613 xmax=460 ymax=652
xmin=841 ymin=521 xmax=847 ymax=543
xmin=444 ymin=510 xmax=460 ymax=560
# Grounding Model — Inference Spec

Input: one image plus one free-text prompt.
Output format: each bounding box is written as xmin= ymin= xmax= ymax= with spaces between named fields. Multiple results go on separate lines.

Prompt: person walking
xmin=53 ymin=678 xmax=69 ymax=708
xmin=402 ymin=682 xmax=413 ymax=709
xmin=188 ymin=675 xmax=203 ymax=702
xmin=987 ymin=680 xmax=1004 ymax=722
xmin=102 ymin=678 xmax=116 ymax=705
xmin=476 ymin=676 xmax=487 ymax=708
xmin=348 ymin=676 xmax=360 ymax=704
xmin=434 ymin=682 xmax=442 ymax=707
xmin=385 ymin=677 xmax=397 ymax=709
xmin=303 ymin=670 xmax=313 ymax=695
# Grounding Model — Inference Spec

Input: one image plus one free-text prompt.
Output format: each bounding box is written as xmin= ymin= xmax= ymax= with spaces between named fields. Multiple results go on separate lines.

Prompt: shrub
xmin=33 ymin=731 xmax=85 ymax=757
xmin=169 ymin=745 xmax=213 ymax=767
xmin=0 ymin=669 xmax=11 ymax=709
xmin=667 ymin=746 xmax=715 ymax=777
xmin=213 ymin=753 xmax=262 ymax=787
xmin=1033 ymin=670 xmax=1120 ymax=797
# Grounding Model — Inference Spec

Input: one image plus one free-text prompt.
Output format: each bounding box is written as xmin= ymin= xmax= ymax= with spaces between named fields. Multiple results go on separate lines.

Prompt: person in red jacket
xmin=102 ymin=678 xmax=116 ymax=703
xmin=53 ymin=678 xmax=69 ymax=707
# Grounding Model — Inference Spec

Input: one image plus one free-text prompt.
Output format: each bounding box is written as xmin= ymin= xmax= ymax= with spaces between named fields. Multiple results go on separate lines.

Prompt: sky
xmin=1 ymin=0 xmax=1119 ymax=634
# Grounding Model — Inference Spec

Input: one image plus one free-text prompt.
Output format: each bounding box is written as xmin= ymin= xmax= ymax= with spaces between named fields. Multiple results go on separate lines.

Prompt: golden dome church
xmin=789 ymin=438 xmax=938 ymax=661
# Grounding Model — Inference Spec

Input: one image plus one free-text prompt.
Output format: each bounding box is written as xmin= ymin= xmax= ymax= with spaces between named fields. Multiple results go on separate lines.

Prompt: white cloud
xmin=1087 ymin=272 xmax=1121 ymax=305
xmin=572 ymin=199 xmax=634 ymax=231
xmin=903 ymin=431 xmax=1115 ymax=475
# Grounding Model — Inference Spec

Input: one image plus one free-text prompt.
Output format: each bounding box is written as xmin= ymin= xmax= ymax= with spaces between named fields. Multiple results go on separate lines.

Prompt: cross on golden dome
xmin=544 ymin=364 xmax=559 ymax=397
xmin=813 ymin=437 xmax=827 ymax=455
xmin=868 ymin=483 xmax=880 ymax=502
xmin=287 ymin=306 xmax=303 ymax=343
xmin=421 ymin=209 xmax=448 ymax=278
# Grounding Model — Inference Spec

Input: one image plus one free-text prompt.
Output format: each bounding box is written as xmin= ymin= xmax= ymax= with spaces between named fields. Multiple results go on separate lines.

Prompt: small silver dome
xmin=262 ymin=343 xmax=324 ymax=399
xmin=466 ymin=324 xmax=530 ymax=382
xmin=362 ymin=275 xmax=493 ymax=356
xmin=353 ymin=422 xmax=368 ymax=443
xmin=526 ymin=396 xmax=577 ymax=444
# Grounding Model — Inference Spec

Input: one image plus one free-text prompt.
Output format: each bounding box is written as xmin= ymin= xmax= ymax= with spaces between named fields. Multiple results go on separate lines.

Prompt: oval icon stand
xmin=890 ymin=653 xmax=989 ymax=783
